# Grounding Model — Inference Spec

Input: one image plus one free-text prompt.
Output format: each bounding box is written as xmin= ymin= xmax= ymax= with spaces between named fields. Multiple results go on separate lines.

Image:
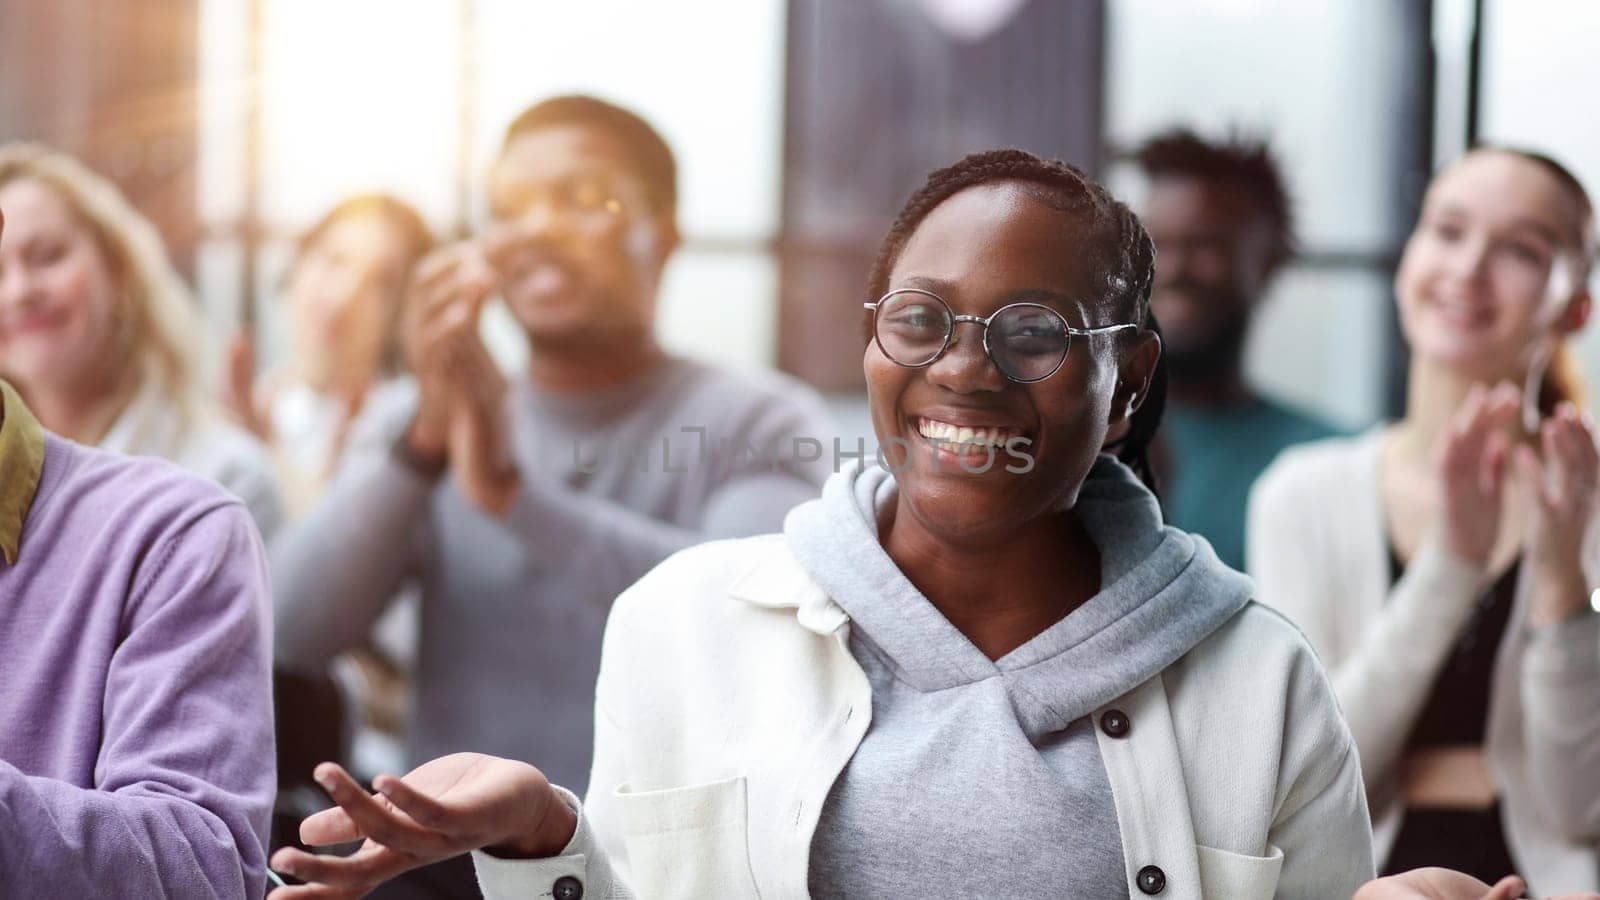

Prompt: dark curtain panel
xmin=779 ymin=0 xmax=1104 ymax=389
xmin=0 ymin=0 xmax=199 ymax=273
xmin=1384 ymin=0 xmax=1438 ymax=418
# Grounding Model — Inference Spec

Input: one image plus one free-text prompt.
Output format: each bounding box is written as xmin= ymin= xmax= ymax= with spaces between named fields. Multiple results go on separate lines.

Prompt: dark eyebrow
xmin=1006 ymin=287 xmax=1087 ymax=308
xmin=1431 ymin=204 xmax=1564 ymax=246
xmin=896 ymin=276 xmax=1082 ymax=306
xmin=892 ymin=276 xmax=1091 ymax=321
xmin=897 ymin=275 xmax=954 ymax=294
xmin=1508 ymin=218 xmax=1561 ymax=245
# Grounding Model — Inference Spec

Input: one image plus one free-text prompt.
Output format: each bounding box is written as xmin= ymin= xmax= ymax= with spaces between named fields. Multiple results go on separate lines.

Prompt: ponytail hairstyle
xmin=1112 ymin=308 xmax=1168 ymax=492
xmin=1469 ymin=145 xmax=1596 ymax=414
xmin=863 ymin=148 xmax=1168 ymax=495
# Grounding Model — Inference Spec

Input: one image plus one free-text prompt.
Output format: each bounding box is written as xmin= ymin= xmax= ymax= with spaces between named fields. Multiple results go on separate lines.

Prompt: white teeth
xmin=1433 ymin=299 xmax=1490 ymax=327
xmin=916 ymin=418 xmax=1021 ymax=448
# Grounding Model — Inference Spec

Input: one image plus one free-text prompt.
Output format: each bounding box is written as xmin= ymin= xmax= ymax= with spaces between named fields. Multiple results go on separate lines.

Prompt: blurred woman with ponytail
xmin=1249 ymin=147 xmax=1600 ymax=896
xmin=270 ymin=149 xmax=1373 ymax=899
xmin=222 ymin=193 xmax=433 ymax=515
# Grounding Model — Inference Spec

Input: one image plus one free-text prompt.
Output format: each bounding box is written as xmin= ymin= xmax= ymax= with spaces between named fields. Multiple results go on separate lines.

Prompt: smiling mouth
xmin=1427 ymin=295 xmax=1495 ymax=329
xmin=501 ymin=261 xmax=579 ymax=301
xmin=0 ymin=308 xmax=68 ymax=337
xmin=914 ymin=416 xmax=1029 ymax=449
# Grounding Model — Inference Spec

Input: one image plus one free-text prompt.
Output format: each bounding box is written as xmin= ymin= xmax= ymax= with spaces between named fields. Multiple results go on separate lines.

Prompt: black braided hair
xmin=1109 ymin=309 xmax=1167 ymax=492
xmin=863 ymin=148 xmax=1167 ymax=496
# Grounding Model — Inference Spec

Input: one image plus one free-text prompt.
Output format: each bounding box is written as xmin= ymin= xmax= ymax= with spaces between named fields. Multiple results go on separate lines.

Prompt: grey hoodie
xmin=785 ymin=455 xmax=1254 ymax=898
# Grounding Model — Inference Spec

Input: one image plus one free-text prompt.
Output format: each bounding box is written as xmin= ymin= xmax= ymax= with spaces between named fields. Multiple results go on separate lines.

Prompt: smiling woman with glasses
xmin=272 ymin=149 xmax=1376 ymax=900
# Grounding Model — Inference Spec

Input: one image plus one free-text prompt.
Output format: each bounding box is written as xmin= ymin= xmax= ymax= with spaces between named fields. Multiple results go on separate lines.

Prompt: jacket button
xmin=1100 ymin=709 xmax=1131 ymax=738
xmin=552 ymin=875 xmax=583 ymax=900
xmin=1137 ymin=864 xmax=1166 ymax=895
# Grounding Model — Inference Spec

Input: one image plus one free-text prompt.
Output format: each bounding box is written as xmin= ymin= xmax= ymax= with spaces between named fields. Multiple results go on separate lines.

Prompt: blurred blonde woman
xmin=0 ymin=142 xmax=282 ymax=534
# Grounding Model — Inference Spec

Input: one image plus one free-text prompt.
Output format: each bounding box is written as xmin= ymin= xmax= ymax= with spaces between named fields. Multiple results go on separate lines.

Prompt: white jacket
xmin=472 ymin=534 xmax=1374 ymax=899
xmin=1247 ymin=429 xmax=1600 ymax=893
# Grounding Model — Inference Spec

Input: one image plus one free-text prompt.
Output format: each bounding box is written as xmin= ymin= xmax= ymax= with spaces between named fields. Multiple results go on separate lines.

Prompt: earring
xmin=1522 ymin=339 xmax=1554 ymax=434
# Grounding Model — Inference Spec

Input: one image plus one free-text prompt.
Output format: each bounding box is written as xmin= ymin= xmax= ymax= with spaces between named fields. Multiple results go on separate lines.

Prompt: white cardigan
xmin=101 ymin=380 xmax=283 ymax=536
xmin=471 ymin=534 xmax=1374 ymax=899
xmin=1247 ymin=429 xmax=1600 ymax=893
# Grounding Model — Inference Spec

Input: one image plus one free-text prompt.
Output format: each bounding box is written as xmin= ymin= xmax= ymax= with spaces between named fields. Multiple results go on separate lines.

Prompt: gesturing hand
xmin=267 ymin=754 xmax=576 ymax=899
xmin=1356 ymin=867 xmax=1600 ymax=900
xmin=1437 ymin=383 xmax=1522 ymax=564
xmin=1516 ymin=401 xmax=1600 ymax=626
xmin=221 ymin=328 xmax=270 ymax=440
xmin=1353 ymin=868 xmax=1527 ymax=900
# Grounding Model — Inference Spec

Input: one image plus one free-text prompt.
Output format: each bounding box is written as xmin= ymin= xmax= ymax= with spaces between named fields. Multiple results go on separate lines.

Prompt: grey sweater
xmin=786 ymin=456 xmax=1253 ymax=897
xmin=271 ymin=357 xmax=834 ymax=791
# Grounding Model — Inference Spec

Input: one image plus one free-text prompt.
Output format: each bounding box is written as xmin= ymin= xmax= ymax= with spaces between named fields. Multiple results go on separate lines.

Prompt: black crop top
xmin=1389 ymin=548 xmax=1518 ymax=747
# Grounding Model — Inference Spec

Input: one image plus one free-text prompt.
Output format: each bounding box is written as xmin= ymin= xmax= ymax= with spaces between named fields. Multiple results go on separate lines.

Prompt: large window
xmin=1480 ymin=0 xmax=1600 ymax=392
xmin=1103 ymin=0 xmax=1425 ymax=428
xmin=198 ymin=0 xmax=786 ymax=374
xmin=194 ymin=0 xmax=1599 ymax=410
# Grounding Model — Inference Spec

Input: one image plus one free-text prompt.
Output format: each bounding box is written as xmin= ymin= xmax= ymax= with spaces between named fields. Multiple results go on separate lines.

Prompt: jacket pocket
xmin=613 ymin=775 xmax=761 ymax=898
xmin=1196 ymin=844 xmax=1283 ymax=900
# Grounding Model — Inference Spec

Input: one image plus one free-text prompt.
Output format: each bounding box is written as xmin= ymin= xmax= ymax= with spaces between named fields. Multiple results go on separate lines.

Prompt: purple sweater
xmin=0 ymin=436 xmax=275 ymax=898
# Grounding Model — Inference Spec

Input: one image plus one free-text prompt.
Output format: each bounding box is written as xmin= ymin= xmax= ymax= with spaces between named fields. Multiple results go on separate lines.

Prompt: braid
xmin=865 ymin=148 xmax=1168 ymax=495
xmin=868 ymin=150 xmax=1102 ymax=310
xmin=1112 ymin=309 xmax=1168 ymax=497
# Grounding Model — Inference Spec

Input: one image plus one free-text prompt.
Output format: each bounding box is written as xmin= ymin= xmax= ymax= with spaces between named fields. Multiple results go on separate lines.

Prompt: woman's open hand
xmin=1516 ymin=401 xmax=1600 ymax=626
xmin=1437 ymin=383 xmax=1522 ymax=564
xmin=267 ymin=753 xmax=576 ymax=899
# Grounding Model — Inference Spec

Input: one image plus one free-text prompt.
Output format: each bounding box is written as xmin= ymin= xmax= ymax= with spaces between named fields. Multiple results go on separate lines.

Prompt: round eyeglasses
xmin=864 ymin=288 xmax=1137 ymax=383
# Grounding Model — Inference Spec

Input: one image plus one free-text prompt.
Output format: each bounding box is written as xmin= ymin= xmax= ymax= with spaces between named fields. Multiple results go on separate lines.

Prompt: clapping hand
xmin=399 ymin=243 xmax=498 ymax=463
xmin=1437 ymin=383 xmax=1523 ymax=565
xmin=1515 ymin=401 xmax=1600 ymax=626
xmin=396 ymin=242 xmax=521 ymax=515
xmin=221 ymin=327 xmax=270 ymax=441
xmin=445 ymin=332 xmax=518 ymax=515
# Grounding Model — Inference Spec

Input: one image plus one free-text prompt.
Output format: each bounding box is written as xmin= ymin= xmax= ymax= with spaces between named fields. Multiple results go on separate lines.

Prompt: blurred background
xmin=1 ymin=0 xmax=1595 ymax=440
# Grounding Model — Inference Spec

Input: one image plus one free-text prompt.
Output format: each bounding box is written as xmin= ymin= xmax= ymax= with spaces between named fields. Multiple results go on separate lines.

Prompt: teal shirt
xmin=1163 ymin=395 xmax=1343 ymax=572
